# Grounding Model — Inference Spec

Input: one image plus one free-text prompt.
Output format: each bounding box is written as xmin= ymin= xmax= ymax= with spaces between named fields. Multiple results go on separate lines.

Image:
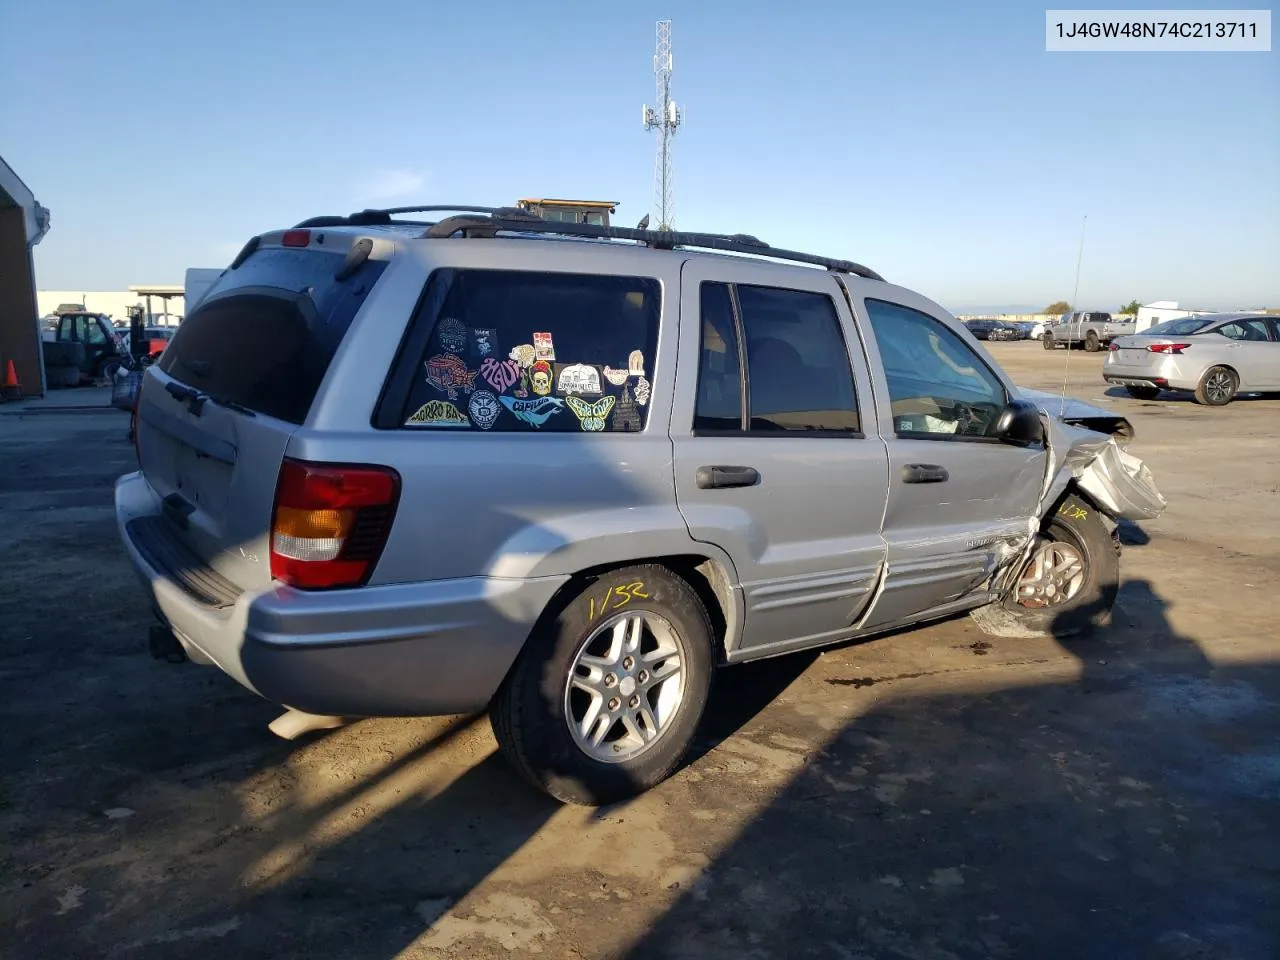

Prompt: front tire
xmin=970 ymin=493 xmax=1119 ymax=640
xmin=490 ymin=564 xmax=715 ymax=805
xmin=1194 ymin=366 xmax=1237 ymax=406
xmin=1043 ymin=335 xmax=1056 ymax=350
xmin=1125 ymin=385 xmax=1161 ymax=401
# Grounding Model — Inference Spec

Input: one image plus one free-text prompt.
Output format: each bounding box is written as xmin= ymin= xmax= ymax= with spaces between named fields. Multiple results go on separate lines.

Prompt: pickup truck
xmin=1044 ymin=312 xmax=1136 ymax=352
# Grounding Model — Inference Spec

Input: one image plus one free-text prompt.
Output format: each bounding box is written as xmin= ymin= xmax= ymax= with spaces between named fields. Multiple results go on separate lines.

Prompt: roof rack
xmin=427 ymin=215 xmax=886 ymax=281
xmin=293 ymin=205 xmax=530 ymax=228
xmin=292 ymin=205 xmax=885 ymax=282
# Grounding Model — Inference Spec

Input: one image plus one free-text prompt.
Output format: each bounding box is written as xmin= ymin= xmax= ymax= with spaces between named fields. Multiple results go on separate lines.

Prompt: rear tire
xmin=1194 ymin=366 xmax=1237 ymax=406
xmin=1125 ymin=385 xmax=1161 ymax=401
xmin=490 ymin=564 xmax=715 ymax=805
xmin=1084 ymin=331 xmax=1101 ymax=352
xmin=970 ymin=493 xmax=1119 ymax=640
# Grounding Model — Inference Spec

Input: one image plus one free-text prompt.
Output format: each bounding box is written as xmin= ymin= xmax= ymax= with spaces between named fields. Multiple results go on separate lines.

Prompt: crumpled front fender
xmin=1037 ymin=417 xmax=1166 ymax=522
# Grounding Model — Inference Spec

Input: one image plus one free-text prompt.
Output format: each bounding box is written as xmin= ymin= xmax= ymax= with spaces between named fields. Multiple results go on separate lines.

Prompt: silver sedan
xmin=1103 ymin=313 xmax=1280 ymax=405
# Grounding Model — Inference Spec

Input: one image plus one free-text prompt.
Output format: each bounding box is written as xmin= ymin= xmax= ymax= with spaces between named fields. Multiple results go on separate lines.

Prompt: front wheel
xmin=970 ymin=493 xmax=1119 ymax=639
xmin=1194 ymin=366 xmax=1237 ymax=406
xmin=490 ymin=565 xmax=715 ymax=805
xmin=1042 ymin=335 xmax=1056 ymax=350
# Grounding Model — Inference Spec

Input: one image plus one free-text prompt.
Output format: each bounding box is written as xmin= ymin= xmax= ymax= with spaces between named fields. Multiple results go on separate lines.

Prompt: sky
xmin=2 ymin=0 xmax=1277 ymax=312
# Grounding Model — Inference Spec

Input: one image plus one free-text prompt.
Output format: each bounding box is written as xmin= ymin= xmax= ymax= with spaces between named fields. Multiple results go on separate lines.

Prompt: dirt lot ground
xmin=2 ymin=342 xmax=1277 ymax=960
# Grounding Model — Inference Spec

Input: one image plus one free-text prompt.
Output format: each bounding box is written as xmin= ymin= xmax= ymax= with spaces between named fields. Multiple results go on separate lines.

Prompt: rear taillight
xmin=281 ymin=229 xmax=311 ymax=248
xmin=270 ymin=458 xmax=401 ymax=589
xmin=1107 ymin=342 xmax=1119 ymax=351
xmin=1147 ymin=342 xmax=1191 ymax=354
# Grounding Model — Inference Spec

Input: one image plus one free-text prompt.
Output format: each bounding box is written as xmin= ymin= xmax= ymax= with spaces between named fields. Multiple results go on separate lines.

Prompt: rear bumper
xmin=1103 ymin=354 xmax=1197 ymax=391
xmin=114 ymin=471 xmax=568 ymax=717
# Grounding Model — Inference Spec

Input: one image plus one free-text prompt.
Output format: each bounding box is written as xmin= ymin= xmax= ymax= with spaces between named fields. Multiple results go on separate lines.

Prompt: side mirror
xmin=995 ymin=398 xmax=1045 ymax=448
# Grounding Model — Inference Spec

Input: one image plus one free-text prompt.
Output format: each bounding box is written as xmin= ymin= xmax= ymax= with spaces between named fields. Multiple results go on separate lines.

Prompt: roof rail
xmin=293 ymin=205 xmax=519 ymax=229
xmin=425 ymin=215 xmax=886 ymax=281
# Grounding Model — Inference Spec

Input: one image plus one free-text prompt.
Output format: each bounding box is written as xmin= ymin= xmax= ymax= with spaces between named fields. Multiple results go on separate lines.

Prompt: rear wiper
xmin=207 ymin=395 xmax=257 ymax=417
xmin=164 ymin=382 xmax=198 ymax=403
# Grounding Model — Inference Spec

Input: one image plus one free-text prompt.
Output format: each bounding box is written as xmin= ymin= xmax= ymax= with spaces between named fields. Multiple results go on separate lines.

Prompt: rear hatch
xmin=133 ymin=232 xmax=389 ymax=594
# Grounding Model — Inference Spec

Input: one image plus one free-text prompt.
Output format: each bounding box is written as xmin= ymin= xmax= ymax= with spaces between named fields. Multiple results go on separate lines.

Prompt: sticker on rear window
xmin=406 ymin=400 xmax=469 ymax=427
xmin=530 ymin=360 xmax=554 ymax=396
xmin=500 ymin=395 xmax=565 ymax=427
xmin=468 ymin=390 xmax=501 ymax=430
xmin=628 ymin=350 xmax=646 ymax=377
xmin=424 ymin=354 xmax=478 ymax=399
xmin=603 ymin=366 xmax=629 ymax=386
xmin=612 ymin=385 xmax=643 ymax=432
xmin=437 ymin=317 xmax=467 ymax=354
xmin=634 ymin=376 xmax=651 ymax=406
xmin=557 ymin=363 xmax=602 ymax=396
xmin=479 ymin=357 xmax=520 ymax=393
xmin=533 ymin=332 xmax=556 ymax=362
xmin=471 ymin=328 xmax=498 ymax=359
xmin=566 ymin=396 xmax=615 ymax=432
xmin=510 ymin=343 xmax=536 ymax=368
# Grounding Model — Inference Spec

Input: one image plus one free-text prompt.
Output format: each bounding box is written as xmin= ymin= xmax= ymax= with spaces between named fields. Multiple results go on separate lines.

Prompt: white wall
xmin=37 ymin=290 xmax=186 ymax=322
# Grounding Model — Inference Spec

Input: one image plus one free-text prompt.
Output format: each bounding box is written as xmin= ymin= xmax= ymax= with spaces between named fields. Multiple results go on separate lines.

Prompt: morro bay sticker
xmin=437 ymin=317 xmax=467 ymax=354
xmin=628 ymin=350 xmax=645 ymax=377
xmin=603 ymin=366 xmax=629 ymax=386
xmin=406 ymin=400 xmax=469 ymax=427
xmin=533 ymin=332 xmax=556 ymax=362
xmin=557 ymin=363 xmax=602 ymax=396
xmin=468 ymin=390 xmax=501 ymax=430
xmin=500 ymin=395 xmax=565 ymax=427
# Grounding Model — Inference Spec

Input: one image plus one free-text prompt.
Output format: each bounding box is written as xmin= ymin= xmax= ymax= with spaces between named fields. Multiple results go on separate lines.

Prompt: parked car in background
xmin=116 ymin=204 xmax=1164 ymax=805
xmin=44 ymin=309 xmax=129 ymax=380
xmin=1010 ymin=320 xmax=1047 ymax=340
xmin=1104 ymin=313 xmax=1280 ymax=405
xmin=964 ymin=319 xmax=1020 ymax=341
xmin=1045 ymin=311 xmax=1136 ymax=351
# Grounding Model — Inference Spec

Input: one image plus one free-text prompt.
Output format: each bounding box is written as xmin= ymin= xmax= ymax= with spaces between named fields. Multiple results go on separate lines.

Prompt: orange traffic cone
xmin=1 ymin=358 xmax=20 ymax=401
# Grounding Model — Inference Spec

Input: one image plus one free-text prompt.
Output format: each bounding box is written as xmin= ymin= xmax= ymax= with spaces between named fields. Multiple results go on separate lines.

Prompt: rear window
xmin=157 ymin=246 xmax=387 ymax=424
xmin=395 ymin=269 xmax=660 ymax=433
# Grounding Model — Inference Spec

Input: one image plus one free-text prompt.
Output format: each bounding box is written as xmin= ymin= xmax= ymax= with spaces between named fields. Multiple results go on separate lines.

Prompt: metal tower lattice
xmin=643 ymin=19 xmax=683 ymax=231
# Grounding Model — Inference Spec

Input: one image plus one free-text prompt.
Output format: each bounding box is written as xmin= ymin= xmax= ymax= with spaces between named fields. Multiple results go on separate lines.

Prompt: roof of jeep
xmin=275 ymin=206 xmax=886 ymax=282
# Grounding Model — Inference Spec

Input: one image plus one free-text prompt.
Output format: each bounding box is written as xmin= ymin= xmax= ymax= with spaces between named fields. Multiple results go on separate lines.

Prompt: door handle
xmin=696 ymin=465 xmax=760 ymax=490
xmin=902 ymin=463 xmax=949 ymax=484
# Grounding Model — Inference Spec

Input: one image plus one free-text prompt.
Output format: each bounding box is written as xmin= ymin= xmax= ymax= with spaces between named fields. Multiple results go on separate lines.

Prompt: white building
xmin=1135 ymin=300 xmax=1216 ymax=333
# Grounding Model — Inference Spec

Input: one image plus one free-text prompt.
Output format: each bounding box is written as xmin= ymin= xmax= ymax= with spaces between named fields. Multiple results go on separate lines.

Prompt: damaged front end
xmin=989 ymin=393 xmax=1167 ymax=597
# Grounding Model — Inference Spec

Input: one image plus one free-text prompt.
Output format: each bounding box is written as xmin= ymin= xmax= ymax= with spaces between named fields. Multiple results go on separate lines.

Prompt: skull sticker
xmin=530 ymin=360 xmax=554 ymax=396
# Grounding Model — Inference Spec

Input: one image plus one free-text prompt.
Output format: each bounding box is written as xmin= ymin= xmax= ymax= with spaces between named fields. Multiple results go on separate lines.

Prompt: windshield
xmin=1142 ymin=317 xmax=1213 ymax=336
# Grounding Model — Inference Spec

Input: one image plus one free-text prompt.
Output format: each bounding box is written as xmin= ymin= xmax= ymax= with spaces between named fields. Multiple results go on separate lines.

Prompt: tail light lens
xmin=1147 ymin=342 xmax=1191 ymax=354
xmin=270 ymin=458 xmax=401 ymax=589
xmin=1107 ymin=342 xmax=1119 ymax=351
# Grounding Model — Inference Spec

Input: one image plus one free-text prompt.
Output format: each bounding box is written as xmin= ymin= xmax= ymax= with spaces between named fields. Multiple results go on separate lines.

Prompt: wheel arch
xmin=514 ymin=552 xmax=742 ymax=675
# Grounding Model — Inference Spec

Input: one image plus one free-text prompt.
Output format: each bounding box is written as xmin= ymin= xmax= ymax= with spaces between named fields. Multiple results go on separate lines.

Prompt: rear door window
xmin=392 ymin=270 xmax=660 ymax=433
xmin=157 ymin=246 xmax=387 ymax=424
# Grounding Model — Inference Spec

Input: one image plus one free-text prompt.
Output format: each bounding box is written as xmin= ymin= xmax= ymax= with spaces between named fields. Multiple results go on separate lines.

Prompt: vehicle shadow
xmin=621 ymin=579 xmax=1280 ymax=960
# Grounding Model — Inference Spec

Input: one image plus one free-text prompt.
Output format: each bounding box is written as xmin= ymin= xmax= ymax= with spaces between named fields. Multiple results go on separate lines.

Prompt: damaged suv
xmin=115 ymin=206 xmax=1165 ymax=805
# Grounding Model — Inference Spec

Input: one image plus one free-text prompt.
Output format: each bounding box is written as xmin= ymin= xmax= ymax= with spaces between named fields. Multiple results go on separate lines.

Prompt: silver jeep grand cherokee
xmin=116 ymin=205 xmax=1165 ymax=805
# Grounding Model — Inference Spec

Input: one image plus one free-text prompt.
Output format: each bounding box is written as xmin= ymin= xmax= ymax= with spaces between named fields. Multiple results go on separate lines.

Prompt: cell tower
xmin=642 ymin=19 xmax=683 ymax=231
